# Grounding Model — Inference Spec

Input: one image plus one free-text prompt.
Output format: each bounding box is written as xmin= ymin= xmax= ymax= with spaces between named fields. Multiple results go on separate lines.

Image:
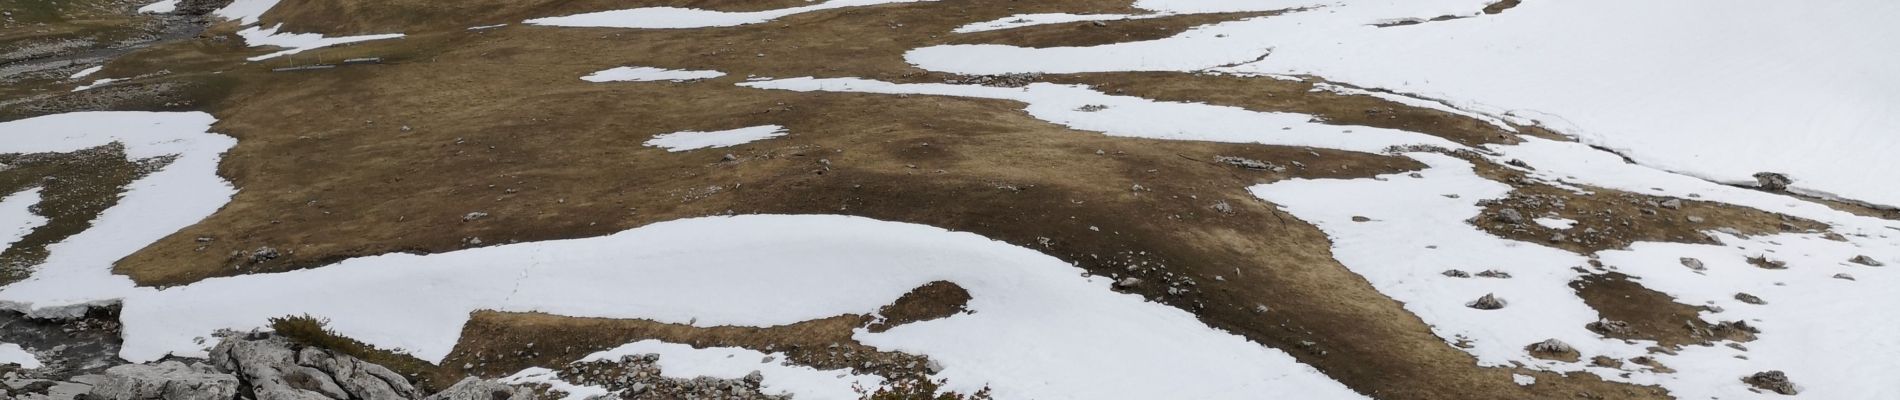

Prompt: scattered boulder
xmin=1848 ymin=255 xmax=1884 ymax=267
xmin=422 ymin=378 xmax=532 ymax=400
xmin=1752 ymin=173 xmax=1792 ymax=191
xmin=1588 ymin=319 xmax=1635 ymax=336
xmin=1467 ymin=293 xmax=1506 ymax=310
xmin=1442 ymin=269 xmax=1471 ymax=278
xmin=1526 ymin=339 xmax=1574 ymax=355
xmin=462 ymin=212 xmax=489 ymax=222
xmin=250 ymin=247 xmax=280 ymax=263
xmin=1659 ymin=199 xmax=1682 ymax=209
xmin=1734 ymin=293 xmax=1767 ymax=305
xmin=1114 ymin=277 xmax=1142 ymax=289
xmin=1214 ymin=156 xmax=1279 ymax=171
xmin=88 ymin=361 xmax=240 ymax=400
xmin=1495 ymin=208 xmax=1526 ymax=225
xmin=1747 ymin=255 xmax=1787 ymax=270
xmin=210 ymin=333 xmax=422 ymax=400
xmin=1742 ymin=370 xmax=1798 ymax=395
xmin=1475 ymin=270 xmax=1512 ymax=279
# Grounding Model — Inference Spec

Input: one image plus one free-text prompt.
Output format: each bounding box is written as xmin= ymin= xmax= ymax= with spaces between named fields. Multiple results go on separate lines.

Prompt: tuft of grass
xmin=268 ymin=314 xmax=453 ymax=391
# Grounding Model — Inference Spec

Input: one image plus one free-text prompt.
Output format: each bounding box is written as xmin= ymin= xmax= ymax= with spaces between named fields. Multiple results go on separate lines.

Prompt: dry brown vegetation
xmin=5 ymin=0 xmax=1880 ymax=398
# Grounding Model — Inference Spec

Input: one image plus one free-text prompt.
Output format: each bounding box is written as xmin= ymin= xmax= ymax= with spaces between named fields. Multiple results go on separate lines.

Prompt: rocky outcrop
xmin=87 ymin=361 xmax=239 ymax=400
xmin=209 ymin=333 xmax=422 ymax=400
xmin=421 ymin=377 xmax=533 ymax=400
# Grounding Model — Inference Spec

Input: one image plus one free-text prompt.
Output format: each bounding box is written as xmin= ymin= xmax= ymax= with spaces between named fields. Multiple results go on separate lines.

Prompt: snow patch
xmin=72 ymin=78 xmax=119 ymax=92
xmin=237 ymin=24 xmax=404 ymax=62
xmin=526 ymin=0 xmax=939 ymax=29
xmin=582 ymin=67 xmax=726 ymax=83
xmin=69 ymin=66 xmax=104 ymax=80
xmin=742 ymin=77 xmax=1462 ymax=153
xmin=216 ymin=0 xmax=286 ymax=25
xmin=0 ymin=343 xmax=38 ymax=369
xmin=1532 ymin=217 xmax=1574 ymax=230
xmin=645 ymin=125 xmax=786 ymax=152
xmin=0 ymin=189 xmax=47 ymax=254
xmin=137 ymin=0 xmax=177 ymax=14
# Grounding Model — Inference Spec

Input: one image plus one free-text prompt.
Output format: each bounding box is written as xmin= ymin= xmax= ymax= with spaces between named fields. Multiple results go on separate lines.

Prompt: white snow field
xmin=645 ymin=125 xmax=787 ymax=152
xmin=908 ymin=0 xmax=1900 ymax=207
xmin=0 ymin=342 xmax=39 ymax=369
xmin=0 ymin=189 xmax=47 ymax=253
xmin=237 ymin=24 xmax=405 ymax=62
xmin=526 ymin=0 xmax=939 ymax=29
xmin=582 ymin=66 xmax=726 ymax=83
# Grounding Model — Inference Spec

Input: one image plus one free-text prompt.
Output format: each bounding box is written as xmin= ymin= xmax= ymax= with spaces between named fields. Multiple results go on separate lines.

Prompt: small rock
xmin=1467 ymin=293 xmax=1507 ymax=310
xmin=1686 ymin=215 xmax=1706 ymax=223
xmin=1833 ymin=273 xmax=1856 ymax=281
xmin=1742 ymin=370 xmax=1798 ymax=395
xmin=250 ymin=247 xmax=280 ymax=263
xmin=1115 ymin=277 xmax=1142 ymax=288
xmin=1848 ymin=255 xmax=1884 ymax=267
xmin=1747 ymin=255 xmax=1787 ymax=270
xmin=1496 ymin=208 xmax=1526 ymax=225
xmin=1475 ymin=270 xmax=1512 ymax=279
xmin=422 ymin=377 xmax=531 ymax=400
xmin=88 ymin=362 xmax=240 ymax=400
xmin=462 ymin=211 xmax=489 ymax=222
xmin=1680 ymin=257 xmax=1707 ymax=271
xmin=1588 ymin=319 xmax=1635 ymax=336
xmin=1351 ymin=216 xmax=1371 ymax=222
xmin=1659 ymin=199 xmax=1682 ymax=209
xmin=1734 ymin=292 xmax=1767 ymax=305
xmin=1442 ymin=269 xmax=1471 ymax=278
xmin=1526 ymin=338 xmax=1574 ymax=354
xmin=1752 ymin=173 xmax=1793 ymax=191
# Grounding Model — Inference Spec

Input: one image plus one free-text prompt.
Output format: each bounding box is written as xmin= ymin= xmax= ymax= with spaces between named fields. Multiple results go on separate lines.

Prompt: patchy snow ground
xmin=0 ymin=189 xmax=46 ymax=254
xmin=644 ymin=125 xmax=786 ymax=152
xmin=906 ymin=0 xmax=1900 ymax=207
xmin=743 ymin=77 xmax=1461 ymax=153
xmin=0 ymin=343 xmax=39 ymax=369
xmin=501 ymin=368 xmax=611 ymax=400
xmin=954 ymin=13 xmax=1155 ymax=33
xmin=237 ymin=24 xmax=404 ymax=62
xmin=1253 ymin=149 xmax=1900 ymax=398
xmin=526 ymin=0 xmax=939 ymax=29
xmin=0 ymin=112 xmax=235 ymax=318
xmin=579 ymin=340 xmax=881 ymax=399
xmin=582 ymin=67 xmax=725 ymax=83
xmin=99 ymin=215 xmax=1367 ymax=399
